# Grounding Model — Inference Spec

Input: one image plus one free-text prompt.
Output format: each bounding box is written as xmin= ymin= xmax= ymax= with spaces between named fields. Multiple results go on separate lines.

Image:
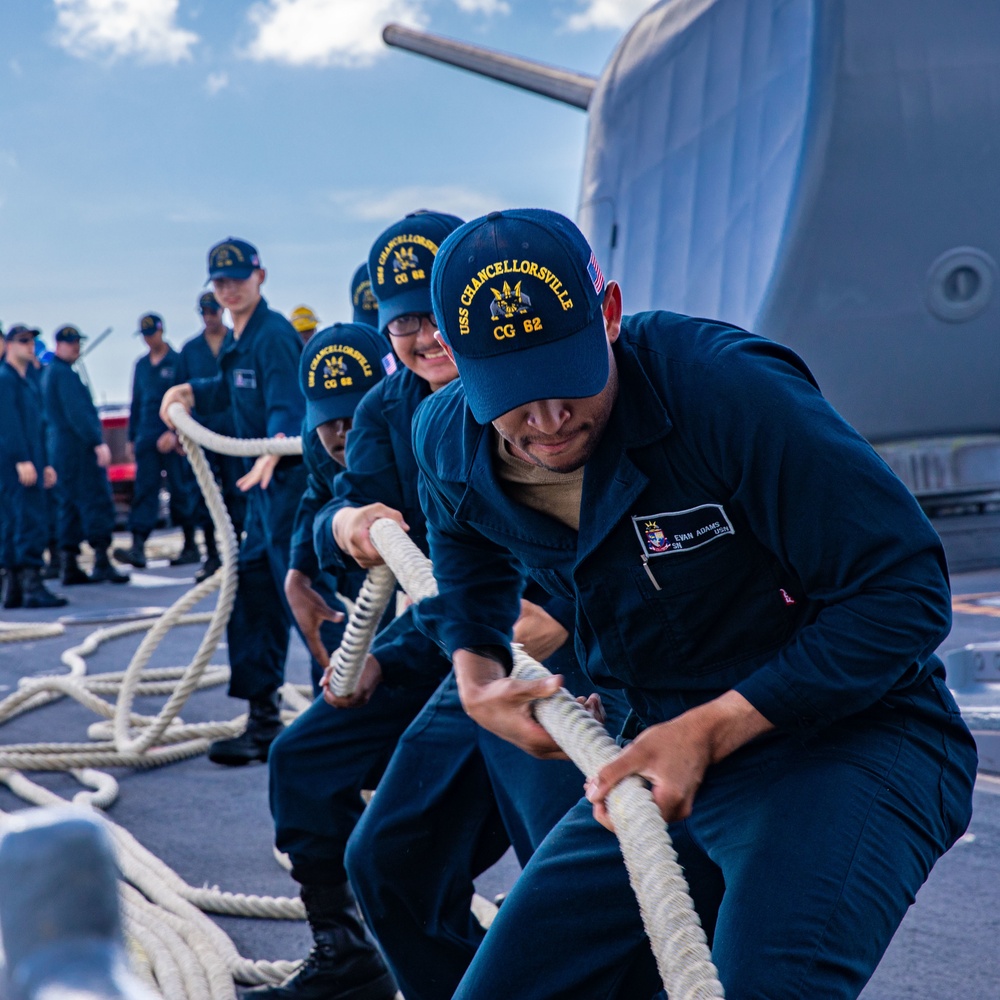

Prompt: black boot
xmin=195 ymin=555 xmax=222 ymax=583
xmin=89 ymin=547 xmax=130 ymax=584
xmin=170 ymin=526 xmax=201 ymax=566
xmin=22 ymin=566 xmax=68 ymax=609
xmin=112 ymin=532 xmax=148 ymax=569
xmin=1 ymin=568 xmax=23 ymax=610
xmin=245 ymin=883 xmax=397 ymax=1000
xmin=61 ymin=550 xmax=93 ymax=586
xmin=195 ymin=524 xmax=221 ymax=582
xmin=207 ymin=691 xmax=283 ymax=766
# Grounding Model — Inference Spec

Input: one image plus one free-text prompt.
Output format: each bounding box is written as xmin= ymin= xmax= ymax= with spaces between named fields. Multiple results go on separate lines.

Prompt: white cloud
xmin=244 ymin=0 xmax=427 ymax=68
xmin=205 ymin=70 xmax=229 ymax=94
xmin=53 ymin=0 xmax=199 ymax=63
xmin=564 ymin=0 xmax=656 ymax=32
xmin=330 ymin=185 xmax=500 ymax=223
xmin=454 ymin=0 xmax=510 ymax=14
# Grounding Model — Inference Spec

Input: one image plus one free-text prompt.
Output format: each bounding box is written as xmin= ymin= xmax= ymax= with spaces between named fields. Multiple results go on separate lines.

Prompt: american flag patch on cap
xmin=587 ymin=251 xmax=605 ymax=294
xmin=382 ymin=352 xmax=397 ymax=375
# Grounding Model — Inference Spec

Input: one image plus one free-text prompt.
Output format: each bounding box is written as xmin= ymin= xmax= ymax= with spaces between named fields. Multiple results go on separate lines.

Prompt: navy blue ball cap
xmin=199 ymin=291 xmax=220 ymax=313
xmin=350 ymin=262 xmax=380 ymax=327
xmin=4 ymin=323 xmax=38 ymax=342
xmin=367 ymin=211 xmax=464 ymax=333
xmin=207 ymin=237 xmax=261 ymax=281
xmin=136 ymin=313 xmax=164 ymax=337
xmin=299 ymin=322 xmax=396 ymax=432
xmin=432 ymin=208 xmax=610 ymax=424
xmin=54 ymin=324 xmax=87 ymax=342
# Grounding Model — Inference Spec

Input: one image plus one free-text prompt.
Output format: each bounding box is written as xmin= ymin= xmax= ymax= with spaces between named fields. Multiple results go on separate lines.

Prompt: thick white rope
xmin=0 ymin=415 xmax=318 ymax=999
xmin=0 ymin=620 xmax=66 ymax=642
xmin=327 ymin=565 xmax=396 ymax=697
xmin=360 ymin=517 xmax=725 ymax=1000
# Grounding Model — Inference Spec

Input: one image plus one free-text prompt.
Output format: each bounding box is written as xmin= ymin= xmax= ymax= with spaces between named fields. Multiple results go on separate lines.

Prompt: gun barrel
xmin=382 ymin=23 xmax=596 ymax=110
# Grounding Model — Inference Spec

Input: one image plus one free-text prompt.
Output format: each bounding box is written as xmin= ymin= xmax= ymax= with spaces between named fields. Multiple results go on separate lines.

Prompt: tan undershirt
xmin=493 ymin=432 xmax=583 ymax=531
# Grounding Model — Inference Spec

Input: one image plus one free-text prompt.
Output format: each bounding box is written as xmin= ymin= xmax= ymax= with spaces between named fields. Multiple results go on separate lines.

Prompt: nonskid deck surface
xmin=1 ymin=534 xmax=998 ymax=999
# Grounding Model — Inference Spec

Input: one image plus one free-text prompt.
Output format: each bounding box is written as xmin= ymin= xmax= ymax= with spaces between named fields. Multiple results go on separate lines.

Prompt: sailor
xmin=290 ymin=306 xmax=320 ymax=345
xmin=0 ymin=325 xmax=67 ymax=609
xmin=326 ymin=211 xmax=616 ymax=1000
xmin=40 ymin=325 xmax=129 ymax=585
xmin=114 ymin=313 xmax=200 ymax=569
xmin=0 ymin=327 xmax=14 ymax=607
xmin=282 ymin=322 xmax=395 ymax=694
xmin=255 ymin=321 xmax=408 ymax=1000
xmin=160 ymin=238 xmax=307 ymax=766
xmin=349 ymin=263 xmax=380 ymax=328
xmin=175 ymin=291 xmax=247 ymax=583
xmin=404 ymin=208 xmax=978 ymax=1000
xmin=28 ymin=326 xmax=61 ymax=580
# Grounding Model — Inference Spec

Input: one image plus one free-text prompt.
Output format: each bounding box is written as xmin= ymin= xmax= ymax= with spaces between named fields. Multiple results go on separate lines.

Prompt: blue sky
xmin=0 ymin=0 xmax=653 ymax=402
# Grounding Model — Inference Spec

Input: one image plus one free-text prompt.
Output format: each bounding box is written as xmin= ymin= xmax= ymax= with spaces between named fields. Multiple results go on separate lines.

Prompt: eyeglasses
xmin=386 ymin=313 xmax=437 ymax=338
xmin=10 ymin=336 xmax=35 ymax=345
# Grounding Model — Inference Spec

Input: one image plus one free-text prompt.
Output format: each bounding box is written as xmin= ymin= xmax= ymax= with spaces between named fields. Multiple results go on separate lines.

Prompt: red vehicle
xmin=98 ymin=404 xmax=135 ymax=529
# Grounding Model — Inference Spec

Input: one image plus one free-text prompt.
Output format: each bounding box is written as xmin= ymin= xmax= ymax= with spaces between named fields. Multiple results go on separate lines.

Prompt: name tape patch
xmin=233 ymin=369 xmax=257 ymax=390
xmin=632 ymin=504 xmax=734 ymax=557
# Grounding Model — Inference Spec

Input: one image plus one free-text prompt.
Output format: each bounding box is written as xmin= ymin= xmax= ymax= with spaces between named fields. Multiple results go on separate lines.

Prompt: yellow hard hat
xmin=291 ymin=305 xmax=319 ymax=332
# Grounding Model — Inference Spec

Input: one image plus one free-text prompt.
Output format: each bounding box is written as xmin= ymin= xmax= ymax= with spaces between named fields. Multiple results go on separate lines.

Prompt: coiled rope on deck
xmin=334 ymin=517 xmax=725 ymax=1000
xmin=0 ymin=413 xmax=317 ymax=997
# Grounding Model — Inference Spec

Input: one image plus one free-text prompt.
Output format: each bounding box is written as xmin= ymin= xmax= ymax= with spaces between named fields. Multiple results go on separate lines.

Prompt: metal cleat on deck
xmin=0 ymin=807 xmax=159 ymax=1000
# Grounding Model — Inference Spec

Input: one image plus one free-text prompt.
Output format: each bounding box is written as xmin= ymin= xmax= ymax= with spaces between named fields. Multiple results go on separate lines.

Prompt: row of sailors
xmin=143 ymin=206 xmax=975 ymax=1000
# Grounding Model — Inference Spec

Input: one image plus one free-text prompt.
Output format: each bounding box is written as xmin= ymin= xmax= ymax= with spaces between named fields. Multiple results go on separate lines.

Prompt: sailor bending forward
xmin=407 ymin=208 xmax=978 ymax=1000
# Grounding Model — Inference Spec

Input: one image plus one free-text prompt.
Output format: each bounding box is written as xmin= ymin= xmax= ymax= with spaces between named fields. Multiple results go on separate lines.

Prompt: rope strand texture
xmin=0 ymin=413 xmax=315 ymax=1000
xmin=363 ymin=517 xmax=724 ymax=1000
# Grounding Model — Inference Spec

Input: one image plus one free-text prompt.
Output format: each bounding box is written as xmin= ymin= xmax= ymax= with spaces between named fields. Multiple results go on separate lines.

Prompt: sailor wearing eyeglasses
xmin=321 ymin=212 xmax=624 ymax=1000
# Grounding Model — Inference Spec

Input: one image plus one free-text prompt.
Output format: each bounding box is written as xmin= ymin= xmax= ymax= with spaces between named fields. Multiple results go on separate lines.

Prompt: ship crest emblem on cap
xmin=211 ymin=243 xmax=242 ymax=269
xmin=489 ymin=281 xmax=532 ymax=320
xmin=392 ymin=247 xmax=419 ymax=272
xmin=323 ymin=356 xmax=349 ymax=381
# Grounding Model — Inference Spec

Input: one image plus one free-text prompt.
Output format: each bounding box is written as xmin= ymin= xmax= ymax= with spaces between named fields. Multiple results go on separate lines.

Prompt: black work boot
xmin=207 ymin=691 xmax=283 ymax=766
xmin=245 ymin=883 xmax=397 ymax=1000
xmin=195 ymin=524 xmax=221 ymax=582
xmin=61 ymin=550 xmax=93 ymax=586
xmin=1 ymin=568 xmax=23 ymax=610
xmin=89 ymin=547 xmax=129 ymax=584
xmin=112 ymin=532 xmax=148 ymax=569
xmin=22 ymin=567 xmax=68 ymax=609
xmin=170 ymin=526 xmax=201 ymax=566
xmin=194 ymin=555 xmax=222 ymax=583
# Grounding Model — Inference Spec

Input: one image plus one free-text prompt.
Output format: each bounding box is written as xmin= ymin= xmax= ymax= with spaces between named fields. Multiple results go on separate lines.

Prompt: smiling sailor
xmin=161 ymin=237 xmax=306 ymax=766
xmin=405 ymin=208 xmax=978 ymax=1000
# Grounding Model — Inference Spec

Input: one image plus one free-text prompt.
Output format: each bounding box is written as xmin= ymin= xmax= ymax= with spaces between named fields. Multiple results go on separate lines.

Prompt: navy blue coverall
xmin=189 ymin=297 xmax=305 ymax=700
xmin=409 ymin=313 xmax=979 ymax=1000
xmin=127 ymin=347 xmax=196 ymax=537
xmin=0 ymin=361 xmax=52 ymax=568
xmin=272 ymin=368 xmax=445 ymax=890
xmin=41 ymin=357 xmax=117 ymax=553
xmin=268 ymin=406 xmax=436 ymax=889
xmin=175 ymin=330 xmax=246 ymax=538
xmin=333 ymin=370 xmax=624 ymax=1000
xmin=285 ymin=427 xmax=353 ymax=695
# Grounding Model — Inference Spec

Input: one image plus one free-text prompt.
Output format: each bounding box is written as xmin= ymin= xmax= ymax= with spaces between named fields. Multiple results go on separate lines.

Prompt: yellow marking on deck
xmin=952 ymin=592 xmax=1000 ymax=618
